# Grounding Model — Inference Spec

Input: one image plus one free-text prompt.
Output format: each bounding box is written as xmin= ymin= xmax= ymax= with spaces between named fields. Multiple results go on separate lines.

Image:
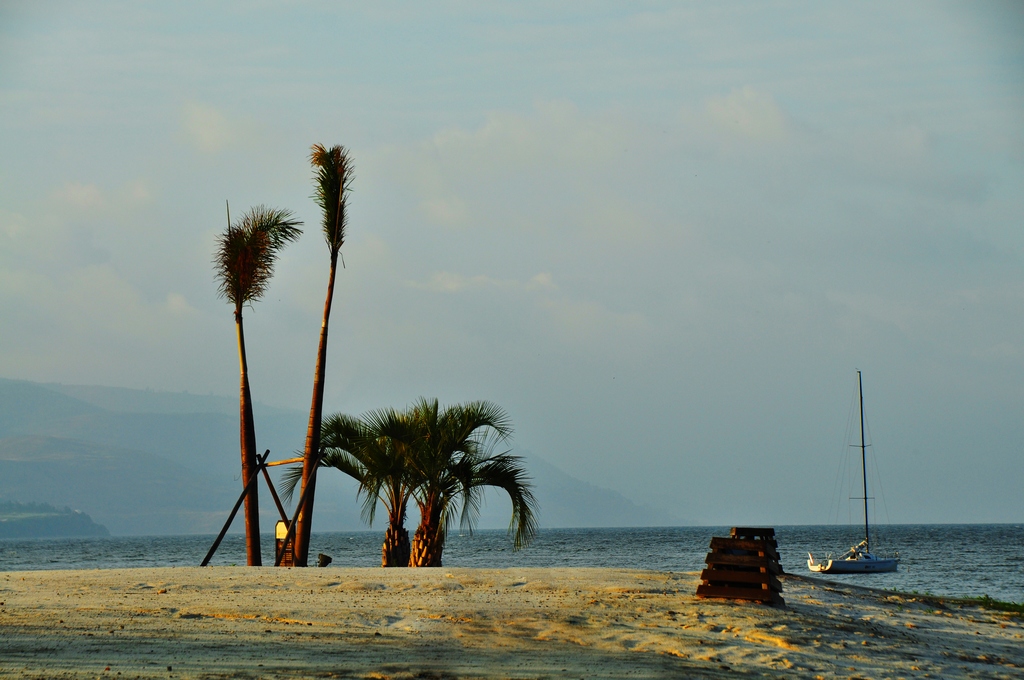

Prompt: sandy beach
xmin=1 ymin=567 xmax=1020 ymax=679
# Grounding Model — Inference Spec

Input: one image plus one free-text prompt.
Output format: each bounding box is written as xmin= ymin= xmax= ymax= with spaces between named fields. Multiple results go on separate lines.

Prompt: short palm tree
xmin=295 ymin=143 xmax=355 ymax=567
xmin=316 ymin=409 xmax=420 ymax=567
xmin=406 ymin=399 xmax=538 ymax=568
xmin=214 ymin=204 xmax=301 ymax=566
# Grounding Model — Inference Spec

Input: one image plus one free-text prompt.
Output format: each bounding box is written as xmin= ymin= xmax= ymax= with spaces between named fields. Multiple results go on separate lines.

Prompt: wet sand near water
xmin=1 ymin=567 xmax=1021 ymax=679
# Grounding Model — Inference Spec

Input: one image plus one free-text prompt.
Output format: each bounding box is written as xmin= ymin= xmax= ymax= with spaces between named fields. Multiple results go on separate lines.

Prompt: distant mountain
xmin=468 ymin=451 xmax=676 ymax=530
xmin=1 ymin=379 xmax=303 ymax=480
xmin=0 ymin=374 xmax=313 ymax=532
xmin=0 ymin=379 xmax=102 ymax=435
xmin=0 ymin=435 xmax=233 ymax=535
xmin=43 ymin=382 xmax=295 ymax=418
xmin=0 ymin=500 xmax=109 ymax=538
xmin=525 ymin=454 xmax=677 ymax=528
xmin=0 ymin=378 xmax=678 ymax=535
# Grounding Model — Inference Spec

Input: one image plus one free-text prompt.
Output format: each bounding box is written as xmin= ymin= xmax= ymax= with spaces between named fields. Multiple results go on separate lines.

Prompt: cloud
xmin=181 ymin=102 xmax=240 ymax=153
xmin=52 ymin=182 xmax=104 ymax=210
xmin=974 ymin=341 xmax=1020 ymax=361
xmin=826 ymin=290 xmax=936 ymax=336
xmin=122 ymin=180 xmax=154 ymax=206
xmin=412 ymin=271 xmax=556 ymax=294
xmin=404 ymin=268 xmax=645 ymax=356
xmin=0 ymin=209 xmax=27 ymax=240
xmin=366 ymin=100 xmax=654 ymax=245
xmin=424 ymin=99 xmax=628 ymax=172
xmin=529 ymin=272 xmax=553 ymax=288
xmin=539 ymin=295 xmax=650 ymax=349
xmin=704 ymin=86 xmax=789 ymax=142
xmin=165 ymin=292 xmax=196 ymax=316
xmin=421 ymin=197 xmax=469 ymax=227
xmin=48 ymin=179 xmax=155 ymax=219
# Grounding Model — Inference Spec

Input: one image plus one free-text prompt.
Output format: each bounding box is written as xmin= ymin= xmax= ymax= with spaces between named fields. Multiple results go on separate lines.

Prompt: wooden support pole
xmin=265 ymin=457 xmax=304 ymax=467
xmin=260 ymin=464 xmax=289 ymax=523
xmin=200 ymin=450 xmax=270 ymax=567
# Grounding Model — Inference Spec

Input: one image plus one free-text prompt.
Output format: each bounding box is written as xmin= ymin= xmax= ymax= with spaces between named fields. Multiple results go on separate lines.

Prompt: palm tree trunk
xmin=382 ymin=524 xmax=411 ymax=567
xmin=235 ymin=309 xmax=261 ymax=566
xmin=410 ymin=499 xmax=444 ymax=567
xmin=382 ymin=501 xmax=410 ymax=567
xmin=294 ymin=251 xmax=339 ymax=567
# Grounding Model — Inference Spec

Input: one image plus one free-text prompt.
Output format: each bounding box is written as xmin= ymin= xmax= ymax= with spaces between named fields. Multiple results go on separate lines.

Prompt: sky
xmin=1 ymin=1 xmax=1022 ymax=525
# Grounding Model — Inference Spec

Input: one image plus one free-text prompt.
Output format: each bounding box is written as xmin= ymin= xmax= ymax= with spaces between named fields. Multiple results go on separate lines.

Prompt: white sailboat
xmin=808 ymin=371 xmax=898 ymax=574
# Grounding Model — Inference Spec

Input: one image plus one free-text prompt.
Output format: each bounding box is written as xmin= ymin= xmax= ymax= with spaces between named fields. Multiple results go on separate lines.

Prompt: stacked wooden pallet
xmin=695 ymin=526 xmax=784 ymax=606
xmin=730 ymin=526 xmax=783 ymax=573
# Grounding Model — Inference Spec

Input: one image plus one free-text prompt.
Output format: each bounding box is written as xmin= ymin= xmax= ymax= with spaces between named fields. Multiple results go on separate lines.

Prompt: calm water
xmin=1 ymin=524 xmax=1021 ymax=602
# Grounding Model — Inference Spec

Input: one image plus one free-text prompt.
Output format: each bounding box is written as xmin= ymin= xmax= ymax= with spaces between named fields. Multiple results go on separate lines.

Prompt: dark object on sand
xmin=695 ymin=527 xmax=784 ymax=606
xmin=317 ymin=553 xmax=332 ymax=568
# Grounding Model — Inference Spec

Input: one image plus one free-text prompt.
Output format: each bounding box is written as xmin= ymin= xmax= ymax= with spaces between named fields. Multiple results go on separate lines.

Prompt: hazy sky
xmin=2 ymin=1 xmax=1022 ymax=525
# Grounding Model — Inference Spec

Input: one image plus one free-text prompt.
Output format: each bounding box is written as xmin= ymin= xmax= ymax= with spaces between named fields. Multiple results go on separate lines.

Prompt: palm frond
xmin=473 ymin=454 xmax=538 ymax=551
xmin=321 ymin=413 xmax=365 ymax=452
xmin=438 ymin=495 xmax=461 ymax=544
xmin=213 ymin=205 xmax=302 ymax=308
xmin=309 ymin=144 xmax=354 ymax=253
xmin=242 ymin=205 xmax=303 ymax=250
xmin=282 ymin=411 xmax=358 ymax=501
xmin=452 ymin=400 xmax=514 ymax=444
xmin=452 ymin=454 xmax=483 ymax=535
xmin=280 ymin=463 xmax=305 ymax=503
xmin=319 ymin=409 xmax=419 ymax=530
xmin=320 ymin=449 xmax=366 ymax=482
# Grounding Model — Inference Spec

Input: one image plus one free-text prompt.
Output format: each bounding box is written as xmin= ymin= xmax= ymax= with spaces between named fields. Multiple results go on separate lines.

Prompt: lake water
xmin=1 ymin=524 xmax=1021 ymax=603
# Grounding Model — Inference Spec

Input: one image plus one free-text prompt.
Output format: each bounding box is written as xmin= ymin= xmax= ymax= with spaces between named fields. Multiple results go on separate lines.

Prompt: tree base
xmin=410 ymin=526 xmax=443 ymax=567
xmin=382 ymin=526 xmax=411 ymax=567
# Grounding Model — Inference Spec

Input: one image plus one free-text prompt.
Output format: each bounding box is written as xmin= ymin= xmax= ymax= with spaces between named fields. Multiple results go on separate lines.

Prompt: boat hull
xmin=807 ymin=557 xmax=898 ymax=574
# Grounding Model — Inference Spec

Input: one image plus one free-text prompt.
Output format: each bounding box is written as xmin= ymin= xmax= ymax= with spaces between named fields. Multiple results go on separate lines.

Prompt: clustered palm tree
xmin=213 ymin=204 xmax=302 ymax=566
xmin=315 ymin=408 xmax=418 ymax=566
xmin=304 ymin=399 xmax=538 ymax=567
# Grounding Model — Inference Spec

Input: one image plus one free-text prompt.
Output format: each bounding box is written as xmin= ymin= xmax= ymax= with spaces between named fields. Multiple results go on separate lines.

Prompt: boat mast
xmin=858 ymin=370 xmax=870 ymax=554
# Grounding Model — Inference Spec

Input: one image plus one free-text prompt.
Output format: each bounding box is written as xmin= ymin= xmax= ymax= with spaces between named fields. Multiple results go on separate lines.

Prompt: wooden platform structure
xmin=276 ymin=521 xmax=295 ymax=568
xmin=695 ymin=526 xmax=784 ymax=606
xmin=200 ymin=451 xmax=321 ymax=568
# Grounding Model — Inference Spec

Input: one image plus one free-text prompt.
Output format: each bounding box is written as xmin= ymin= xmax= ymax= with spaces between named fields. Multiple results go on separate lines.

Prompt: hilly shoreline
xmin=0 ymin=378 xmax=674 ymax=537
xmin=0 ymin=501 xmax=109 ymax=539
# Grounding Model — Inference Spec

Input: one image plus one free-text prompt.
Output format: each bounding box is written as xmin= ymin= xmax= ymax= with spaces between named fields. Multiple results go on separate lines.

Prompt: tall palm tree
xmin=295 ymin=143 xmax=354 ymax=567
xmin=406 ymin=399 xmax=538 ymax=568
xmin=315 ymin=409 xmax=419 ymax=567
xmin=214 ymin=204 xmax=302 ymax=566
